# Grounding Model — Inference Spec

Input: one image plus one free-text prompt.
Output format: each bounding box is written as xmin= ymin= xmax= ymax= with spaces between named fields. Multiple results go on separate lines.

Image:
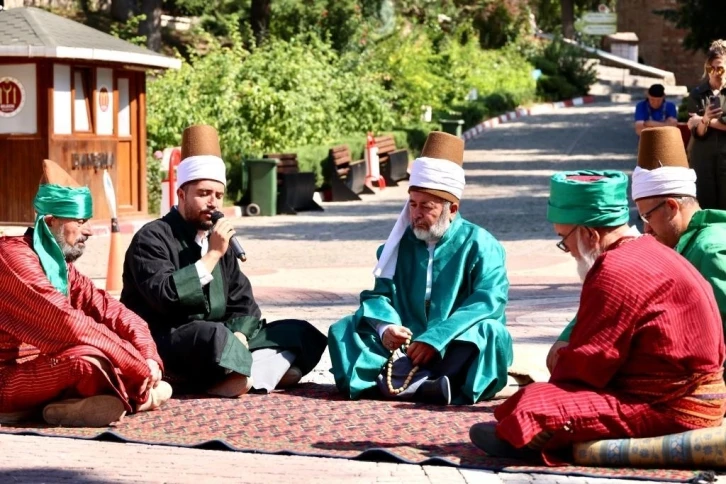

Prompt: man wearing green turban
xmin=470 ymin=170 xmax=726 ymax=464
xmin=0 ymin=160 xmax=171 ymax=427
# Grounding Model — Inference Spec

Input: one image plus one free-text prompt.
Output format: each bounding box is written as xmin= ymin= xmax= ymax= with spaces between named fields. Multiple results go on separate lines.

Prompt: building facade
xmin=616 ymin=0 xmax=706 ymax=88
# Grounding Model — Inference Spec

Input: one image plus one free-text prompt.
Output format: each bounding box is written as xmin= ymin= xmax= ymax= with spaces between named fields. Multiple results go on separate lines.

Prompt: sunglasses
xmin=707 ymin=65 xmax=725 ymax=76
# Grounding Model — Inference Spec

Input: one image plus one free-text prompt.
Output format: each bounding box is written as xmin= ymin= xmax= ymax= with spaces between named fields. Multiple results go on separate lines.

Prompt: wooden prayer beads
xmin=385 ymin=338 xmax=420 ymax=395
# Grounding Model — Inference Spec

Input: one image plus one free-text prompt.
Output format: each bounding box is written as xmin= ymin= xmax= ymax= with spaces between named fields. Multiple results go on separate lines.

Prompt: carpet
xmin=0 ymin=384 xmax=714 ymax=482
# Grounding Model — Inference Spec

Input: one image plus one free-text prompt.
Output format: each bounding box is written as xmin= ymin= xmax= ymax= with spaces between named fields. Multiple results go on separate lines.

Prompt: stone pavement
xmin=0 ymin=101 xmax=705 ymax=483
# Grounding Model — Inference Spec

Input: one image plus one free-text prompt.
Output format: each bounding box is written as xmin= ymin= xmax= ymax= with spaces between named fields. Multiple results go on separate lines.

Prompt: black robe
xmin=120 ymin=208 xmax=327 ymax=391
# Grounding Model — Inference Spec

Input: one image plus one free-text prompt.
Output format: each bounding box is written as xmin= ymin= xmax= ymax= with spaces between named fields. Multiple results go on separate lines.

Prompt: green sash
xmin=32 ymin=184 xmax=93 ymax=296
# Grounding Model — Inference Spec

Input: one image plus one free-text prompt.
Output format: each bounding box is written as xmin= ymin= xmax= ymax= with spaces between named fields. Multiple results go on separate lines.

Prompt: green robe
xmin=328 ymin=215 xmax=513 ymax=404
xmin=674 ymin=209 xmax=726 ymax=333
xmin=558 ymin=212 xmax=726 ymax=342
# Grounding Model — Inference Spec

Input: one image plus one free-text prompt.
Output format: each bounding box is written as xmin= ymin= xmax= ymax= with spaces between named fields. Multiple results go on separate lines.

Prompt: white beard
xmin=412 ymin=205 xmax=451 ymax=243
xmin=575 ymin=232 xmax=601 ymax=282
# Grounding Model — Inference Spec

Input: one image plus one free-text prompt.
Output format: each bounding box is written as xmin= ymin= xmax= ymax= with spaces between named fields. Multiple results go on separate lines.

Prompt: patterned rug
xmin=0 ymin=384 xmax=714 ymax=482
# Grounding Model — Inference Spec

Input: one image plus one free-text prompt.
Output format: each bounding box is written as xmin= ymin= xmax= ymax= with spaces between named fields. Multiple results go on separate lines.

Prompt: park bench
xmin=324 ymin=145 xmax=371 ymax=201
xmin=264 ymin=152 xmax=323 ymax=215
xmin=375 ymin=135 xmax=409 ymax=186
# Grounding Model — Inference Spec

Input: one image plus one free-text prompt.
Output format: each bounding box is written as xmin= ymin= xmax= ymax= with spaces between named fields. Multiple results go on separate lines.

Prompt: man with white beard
xmin=328 ymin=131 xmax=513 ymax=405
xmin=470 ymin=170 xmax=726 ymax=464
xmin=0 ymin=160 xmax=171 ymax=427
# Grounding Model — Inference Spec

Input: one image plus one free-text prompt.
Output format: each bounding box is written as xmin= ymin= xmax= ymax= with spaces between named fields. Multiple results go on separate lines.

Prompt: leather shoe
xmin=469 ymin=423 xmax=541 ymax=461
xmin=415 ymin=376 xmax=451 ymax=405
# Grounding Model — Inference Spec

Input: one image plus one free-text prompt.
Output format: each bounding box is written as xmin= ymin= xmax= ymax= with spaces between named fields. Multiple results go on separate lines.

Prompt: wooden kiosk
xmin=0 ymin=7 xmax=180 ymax=224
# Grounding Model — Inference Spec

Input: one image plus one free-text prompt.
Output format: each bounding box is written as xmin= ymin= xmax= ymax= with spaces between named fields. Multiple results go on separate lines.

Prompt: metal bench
xmin=264 ymin=153 xmax=323 ymax=215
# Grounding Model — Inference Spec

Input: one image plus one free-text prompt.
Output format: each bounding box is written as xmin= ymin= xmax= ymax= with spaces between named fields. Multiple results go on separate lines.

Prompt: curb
xmin=461 ymin=95 xmax=595 ymax=141
xmin=89 ymin=205 xmax=242 ymax=237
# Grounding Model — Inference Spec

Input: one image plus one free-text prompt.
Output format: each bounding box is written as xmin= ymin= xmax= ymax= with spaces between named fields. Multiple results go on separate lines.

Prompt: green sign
xmin=582 ymin=12 xmax=617 ymax=24
xmin=575 ymin=10 xmax=617 ymax=36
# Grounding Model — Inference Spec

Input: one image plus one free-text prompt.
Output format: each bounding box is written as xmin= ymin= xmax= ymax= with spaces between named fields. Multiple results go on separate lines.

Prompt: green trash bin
xmin=246 ymin=158 xmax=278 ymax=216
xmin=440 ymin=119 xmax=465 ymax=137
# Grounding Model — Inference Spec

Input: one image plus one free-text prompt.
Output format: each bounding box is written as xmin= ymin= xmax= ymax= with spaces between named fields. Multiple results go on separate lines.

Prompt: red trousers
xmin=0 ymin=346 xmax=116 ymax=412
xmin=495 ymin=382 xmax=705 ymax=465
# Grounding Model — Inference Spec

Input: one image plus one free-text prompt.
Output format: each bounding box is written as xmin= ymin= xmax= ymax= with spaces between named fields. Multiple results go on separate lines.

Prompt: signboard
xmin=576 ymin=9 xmax=617 ymax=37
xmin=0 ymin=77 xmax=25 ymax=117
xmin=582 ymin=12 xmax=617 ymax=24
xmin=581 ymin=24 xmax=617 ymax=36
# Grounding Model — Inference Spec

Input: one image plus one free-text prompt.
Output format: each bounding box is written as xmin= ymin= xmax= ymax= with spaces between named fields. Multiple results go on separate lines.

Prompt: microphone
xmin=211 ymin=211 xmax=247 ymax=262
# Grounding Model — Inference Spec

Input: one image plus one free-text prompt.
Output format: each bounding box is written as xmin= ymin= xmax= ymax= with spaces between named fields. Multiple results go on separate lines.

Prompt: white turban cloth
xmin=373 ymin=157 xmax=466 ymax=279
xmin=631 ymin=165 xmax=697 ymax=201
xmin=177 ymin=155 xmax=227 ymax=187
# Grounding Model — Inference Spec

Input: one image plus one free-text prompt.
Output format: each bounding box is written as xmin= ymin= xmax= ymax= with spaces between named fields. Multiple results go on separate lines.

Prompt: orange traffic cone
xmin=105 ymin=220 xmax=124 ymax=295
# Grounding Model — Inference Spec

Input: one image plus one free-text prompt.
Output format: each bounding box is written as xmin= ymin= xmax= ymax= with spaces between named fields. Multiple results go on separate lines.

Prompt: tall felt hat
xmin=636 ymin=126 xmax=689 ymax=170
xmin=408 ymin=131 xmax=465 ymax=203
xmin=39 ymin=159 xmax=81 ymax=187
xmin=631 ymin=126 xmax=696 ymax=200
xmin=177 ymin=124 xmax=227 ymax=187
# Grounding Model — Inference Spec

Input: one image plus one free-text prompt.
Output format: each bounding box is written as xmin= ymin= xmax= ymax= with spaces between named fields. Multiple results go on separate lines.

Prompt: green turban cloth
xmin=33 ymin=184 xmax=93 ymax=296
xmin=547 ymin=170 xmax=630 ymax=227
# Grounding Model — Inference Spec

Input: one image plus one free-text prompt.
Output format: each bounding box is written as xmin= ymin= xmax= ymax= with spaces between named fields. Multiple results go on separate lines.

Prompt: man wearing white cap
xmin=121 ymin=125 xmax=327 ymax=398
xmin=328 ymin=131 xmax=513 ymax=405
xmin=631 ymin=127 xmax=726 ymax=328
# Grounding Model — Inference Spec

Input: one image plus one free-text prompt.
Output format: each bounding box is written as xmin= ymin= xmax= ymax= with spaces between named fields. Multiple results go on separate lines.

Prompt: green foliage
xmin=110 ymin=14 xmax=148 ymax=47
xmin=655 ymin=1 xmax=726 ymax=52
xmin=678 ymin=96 xmax=691 ymax=122
xmin=530 ymin=36 xmax=596 ymax=101
xmin=146 ymin=153 xmax=163 ymax=217
xmin=146 ymin=33 xmax=396 ymax=200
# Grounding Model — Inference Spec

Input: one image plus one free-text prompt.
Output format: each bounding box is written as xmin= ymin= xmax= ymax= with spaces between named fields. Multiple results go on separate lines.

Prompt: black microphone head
xmin=210 ymin=211 xmax=224 ymax=224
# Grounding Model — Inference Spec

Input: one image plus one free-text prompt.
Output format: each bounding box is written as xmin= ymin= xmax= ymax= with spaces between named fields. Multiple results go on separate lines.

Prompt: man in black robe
xmin=121 ymin=125 xmax=327 ymax=397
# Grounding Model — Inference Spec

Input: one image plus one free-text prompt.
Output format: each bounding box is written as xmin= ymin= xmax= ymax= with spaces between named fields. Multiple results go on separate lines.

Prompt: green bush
xmin=530 ymin=36 xmax=596 ymax=102
xmin=677 ymin=96 xmax=690 ymax=122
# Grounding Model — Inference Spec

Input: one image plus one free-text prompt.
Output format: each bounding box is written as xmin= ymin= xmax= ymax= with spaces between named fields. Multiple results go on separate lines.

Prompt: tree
xmin=656 ymin=0 xmax=726 ymax=52
xmin=560 ymin=0 xmax=574 ymax=38
xmin=251 ymin=0 xmax=272 ymax=46
xmin=111 ymin=0 xmax=136 ymax=21
xmin=139 ymin=0 xmax=163 ymax=51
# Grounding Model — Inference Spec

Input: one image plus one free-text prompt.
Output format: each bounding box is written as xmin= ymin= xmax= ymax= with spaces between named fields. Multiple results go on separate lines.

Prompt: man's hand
xmin=208 ymin=218 xmax=236 ymax=257
xmin=234 ymin=331 xmax=249 ymax=349
xmin=546 ymin=341 xmax=569 ymax=373
xmin=381 ymin=326 xmax=412 ymax=351
xmin=147 ymin=359 xmax=162 ymax=389
xmin=407 ymin=342 xmax=437 ymax=367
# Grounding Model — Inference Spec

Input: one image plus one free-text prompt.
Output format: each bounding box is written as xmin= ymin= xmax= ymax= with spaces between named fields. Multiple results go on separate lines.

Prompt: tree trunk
xmin=250 ymin=0 xmax=272 ymax=47
xmin=139 ymin=0 xmax=163 ymax=52
xmin=561 ymin=0 xmax=575 ymax=38
xmin=111 ymin=0 xmax=135 ymax=21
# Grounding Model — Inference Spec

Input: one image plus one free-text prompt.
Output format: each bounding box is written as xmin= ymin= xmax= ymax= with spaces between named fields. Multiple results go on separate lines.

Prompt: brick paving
xmin=0 ymin=101 xmax=700 ymax=483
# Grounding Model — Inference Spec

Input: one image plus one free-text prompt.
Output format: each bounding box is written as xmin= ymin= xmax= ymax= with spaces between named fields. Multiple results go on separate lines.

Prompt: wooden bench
xmin=374 ymin=135 xmax=409 ymax=186
xmin=263 ymin=153 xmax=323 ymax=214
xmin=325 ymin=145 xmax=371 ymax=201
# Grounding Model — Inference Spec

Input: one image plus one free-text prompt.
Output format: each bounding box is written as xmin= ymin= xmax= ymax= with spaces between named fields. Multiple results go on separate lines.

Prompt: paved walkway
xmin=1 ymin=101 xmax=700 ymax=483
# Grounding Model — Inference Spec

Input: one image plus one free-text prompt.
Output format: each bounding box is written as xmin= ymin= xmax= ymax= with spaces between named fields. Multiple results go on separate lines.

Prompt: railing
xmin=535 ymin=31 xmax=677 ymax=85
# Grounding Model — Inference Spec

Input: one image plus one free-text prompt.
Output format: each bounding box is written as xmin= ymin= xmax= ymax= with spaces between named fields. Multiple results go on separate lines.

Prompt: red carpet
xmin=0 ymin=384 xmax=713 ymax=482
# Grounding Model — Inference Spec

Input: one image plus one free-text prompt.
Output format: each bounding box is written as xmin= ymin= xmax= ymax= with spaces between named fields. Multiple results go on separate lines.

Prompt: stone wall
xmin=616 ymin=0 xmax=706 ymax=88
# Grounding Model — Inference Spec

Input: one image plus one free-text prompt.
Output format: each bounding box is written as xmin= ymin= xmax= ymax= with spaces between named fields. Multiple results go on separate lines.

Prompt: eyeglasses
xmin=556 ymin=225 xmax=579 ymax=253
xmin=639 ymin=201 xmax=667 ymax=224
xmin=706 ymin=65 xmax=725 ymax=76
